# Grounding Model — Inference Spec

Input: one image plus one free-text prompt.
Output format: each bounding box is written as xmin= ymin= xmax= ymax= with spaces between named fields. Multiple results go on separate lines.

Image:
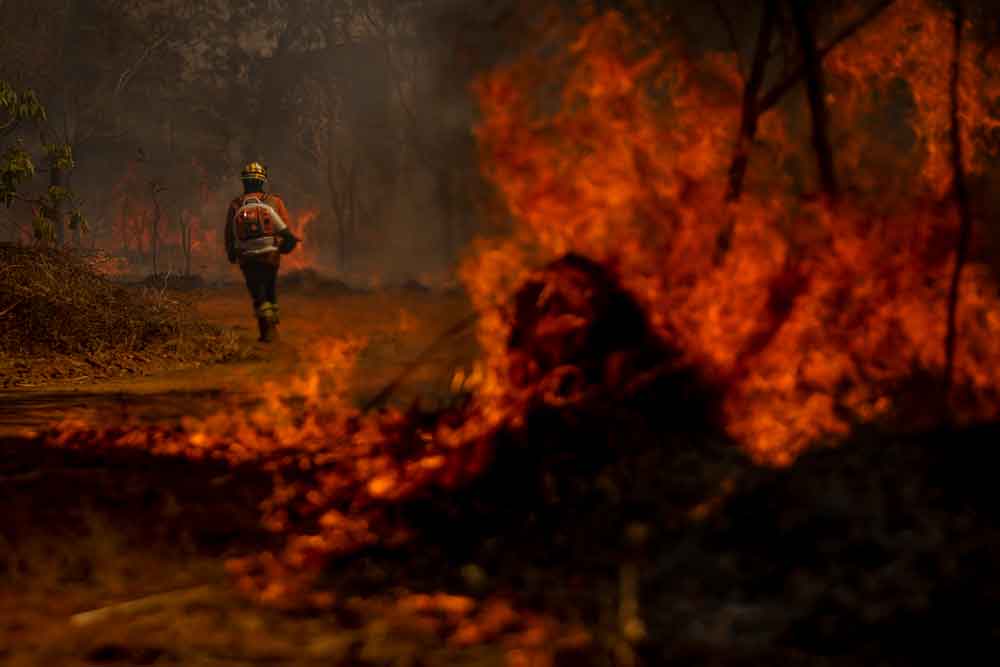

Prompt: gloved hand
xmin=278 ymin=231 xmax=300 ymax=255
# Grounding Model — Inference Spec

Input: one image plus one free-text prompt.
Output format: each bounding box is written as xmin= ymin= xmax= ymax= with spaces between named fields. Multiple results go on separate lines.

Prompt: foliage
xmin=0 ymin=81 xmax=86 ymax=242
xmin=0 ymin=80 xmax=46 ymax=129
xmin=0 ymin=82 xmax=46 ymax=211
xmin=0 ymin=142 xmax=34 ymax=207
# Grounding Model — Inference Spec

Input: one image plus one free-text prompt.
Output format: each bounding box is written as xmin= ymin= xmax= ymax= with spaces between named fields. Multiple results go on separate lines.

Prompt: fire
xmin=40 ymin=0 xmax=1000 ymax=611
xmin=468 ymin=5 xmax=1000 ymax=464
xmin=51 ymin=329 xmax=505 ymax=604
xmin=280 ymin=208 xmax=321 ymax=272
xmin=824 ymin=0 xmax=1000 ymax=198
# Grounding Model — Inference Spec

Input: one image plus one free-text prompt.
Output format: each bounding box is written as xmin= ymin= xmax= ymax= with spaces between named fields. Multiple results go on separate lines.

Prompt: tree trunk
xmin=150 ymin=183 xmax=162 ymax=275
xmin=179 ymin=210 xmax=192 ymax=277
xmin=727 ymin=0 xmax=778 ymax=202
xmin=944 ymin=0 xmax=972 ymax=395
xmin=138 ymin=211 xmax=147 ymax=263
xmin=50 ymin=159 xmax=65 ymax=246
xmin=121 ymin=195 xmax=131 ymax=253
xmin=787 ymin=0 xmax=838 ymax=199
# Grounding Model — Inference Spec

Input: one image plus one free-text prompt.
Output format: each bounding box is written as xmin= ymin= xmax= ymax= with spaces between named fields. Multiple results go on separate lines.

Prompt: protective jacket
xmin=224 ymin=191 xmax=296 ymax=266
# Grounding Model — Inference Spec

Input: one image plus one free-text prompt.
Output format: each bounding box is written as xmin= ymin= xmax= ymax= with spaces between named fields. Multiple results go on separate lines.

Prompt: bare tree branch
xmin=114 ymin=30 xmax=173 ymax=98
xmin=758 ymin=0 xmax=896 ymax=114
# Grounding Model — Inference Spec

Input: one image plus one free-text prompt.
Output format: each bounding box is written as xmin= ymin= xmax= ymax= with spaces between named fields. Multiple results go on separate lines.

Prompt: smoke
xmin=6 ymin=0 xmax=999 ymax=284
xmin=0 ymin=0 xmax=523 ymax=283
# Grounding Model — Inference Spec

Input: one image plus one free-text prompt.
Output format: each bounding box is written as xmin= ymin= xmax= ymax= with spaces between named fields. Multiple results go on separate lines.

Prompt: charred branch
xmin=720 ymin=0 xmax=893 ymax=262
xmin=758 ymin=0 xmax=897 ymax=115
xmin=787 ymin=0 xmax=839 ymax=199
xmin=363 ymin=312 xmax=478 ymax=413
xmin=726 ymin=0 xmax=778 ymax=202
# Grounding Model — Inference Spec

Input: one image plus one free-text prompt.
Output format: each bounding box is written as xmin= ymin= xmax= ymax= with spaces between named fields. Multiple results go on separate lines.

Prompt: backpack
xmin=234 ymin=195 xmax=284 ymax=242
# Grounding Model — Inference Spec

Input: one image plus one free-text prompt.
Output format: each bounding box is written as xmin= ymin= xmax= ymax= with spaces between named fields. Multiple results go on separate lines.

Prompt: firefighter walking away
xmin=225 ymin=162 xmax=299 ymax=342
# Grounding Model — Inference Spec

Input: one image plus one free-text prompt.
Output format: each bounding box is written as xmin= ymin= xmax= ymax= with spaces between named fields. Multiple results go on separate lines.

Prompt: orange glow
xmin=280 ymin=208 xmax=321 ymax=272
xmin=468 ymin=7 xmax=1000 ymax=465
xmin=85 ymin=251 xmax=131 ymax=277
xmin=824 ymin=0 xmax=1000 ymax=197
xmin=45 ymin=2 xmax=1000 ymax=607
xmin=52 ymin=331 xmax=507 ymax=604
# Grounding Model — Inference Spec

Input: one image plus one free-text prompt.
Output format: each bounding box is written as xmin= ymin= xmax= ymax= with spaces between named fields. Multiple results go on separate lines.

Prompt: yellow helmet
xmin=240 ymin=161 xmax=267 ymax=182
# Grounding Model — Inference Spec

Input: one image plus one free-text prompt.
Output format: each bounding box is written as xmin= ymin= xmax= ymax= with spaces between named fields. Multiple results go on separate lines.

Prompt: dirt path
xmin=0 ymin=286 xmax=477 ymax=438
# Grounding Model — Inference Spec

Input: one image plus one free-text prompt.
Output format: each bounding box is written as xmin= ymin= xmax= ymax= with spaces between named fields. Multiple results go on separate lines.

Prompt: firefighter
xmin=225 ymin=162 xmax=298 ymax=342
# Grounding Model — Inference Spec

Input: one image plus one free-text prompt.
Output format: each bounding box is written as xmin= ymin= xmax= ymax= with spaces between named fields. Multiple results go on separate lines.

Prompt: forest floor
xmin=3 ymin=283 xmax=1000 ymax=666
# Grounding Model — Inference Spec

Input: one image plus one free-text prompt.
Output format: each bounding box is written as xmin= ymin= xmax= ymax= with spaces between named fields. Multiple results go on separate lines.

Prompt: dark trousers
xmin=241 ymin=259 xmax=278 ymax=311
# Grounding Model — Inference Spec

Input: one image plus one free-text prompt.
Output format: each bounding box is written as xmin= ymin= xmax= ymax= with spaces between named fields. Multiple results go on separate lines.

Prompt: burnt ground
xmin=3 ymin=285 xmax=1000 ymax=665
xmin=5 ymin=401 xmax=1000 ymax=665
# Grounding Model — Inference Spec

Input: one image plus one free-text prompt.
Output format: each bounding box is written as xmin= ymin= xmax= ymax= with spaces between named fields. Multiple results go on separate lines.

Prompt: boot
xmin=262 ymin=319 xmax=278 ymax=343
xmin=256 ymin=302 xmax=279 ymax=343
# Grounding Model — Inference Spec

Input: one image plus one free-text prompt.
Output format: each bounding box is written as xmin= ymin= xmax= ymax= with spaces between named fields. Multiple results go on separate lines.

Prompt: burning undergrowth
xmin=37 ymin=0 xmax=1000 ymax=655
xmin=52 ymin=254 xmax=718 ymax=610
xmin=468 ymin=0 xmax=1000 ymax=465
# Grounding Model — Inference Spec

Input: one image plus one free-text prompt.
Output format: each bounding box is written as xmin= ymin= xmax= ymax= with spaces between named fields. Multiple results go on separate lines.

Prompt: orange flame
xmin=43 ymin=1 xmax=1000 ymax=608
xmin=468 ymin=6 xmax=1000 ymax=465
xmin=280 ymin=208 xmax=321 ymax=272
